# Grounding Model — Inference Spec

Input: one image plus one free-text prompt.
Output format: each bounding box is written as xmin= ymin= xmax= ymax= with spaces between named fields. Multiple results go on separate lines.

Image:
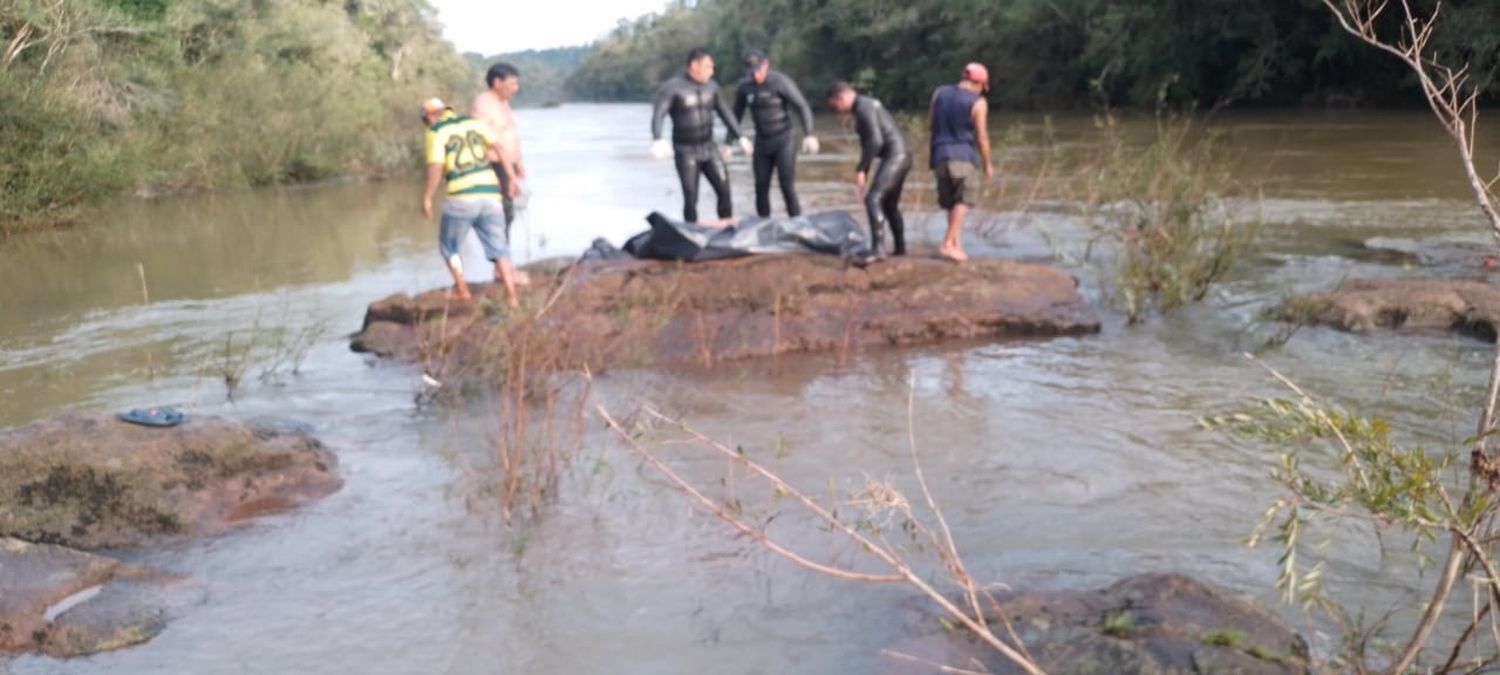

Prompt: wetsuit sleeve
xmin=779 ymin=74 xmax=814 ymax=135
xmin=854 ymin=101 xmax=881 ymax=173
xmin=713 ymin=85 xmax=744 ymax=142
xmin=733 ymin=80 xmax=749 ymax=127
xmin=651 ymin=82 xmax=672 ymax=141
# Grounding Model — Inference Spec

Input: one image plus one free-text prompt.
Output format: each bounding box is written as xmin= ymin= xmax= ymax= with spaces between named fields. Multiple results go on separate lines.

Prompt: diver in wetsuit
xmin=651 ymin=48 xmax=751 ymax=223
xmin=826 ymin=81 xmax=911 ymax=258
xmin=733 ymin=49 xmax=819 ymax=218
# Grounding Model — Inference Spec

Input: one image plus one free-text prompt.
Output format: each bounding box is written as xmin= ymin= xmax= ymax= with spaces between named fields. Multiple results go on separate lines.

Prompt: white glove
xmin=801 ymin=136 xmax=820 ymax=155
xmin=738 ymin=137 xmax=754 ymax=156
xmin=649 ymin=139 xmax=671 ymax=159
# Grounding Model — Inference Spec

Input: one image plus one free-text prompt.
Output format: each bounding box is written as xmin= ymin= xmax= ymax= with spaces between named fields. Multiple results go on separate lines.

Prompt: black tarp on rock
xmin=582 ymin=211 xmax=870 ymax=262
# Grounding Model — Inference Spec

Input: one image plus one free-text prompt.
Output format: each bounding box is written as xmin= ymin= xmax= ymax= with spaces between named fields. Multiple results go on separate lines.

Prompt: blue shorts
xmin=439 ymin=198 xmax=509 ymax=262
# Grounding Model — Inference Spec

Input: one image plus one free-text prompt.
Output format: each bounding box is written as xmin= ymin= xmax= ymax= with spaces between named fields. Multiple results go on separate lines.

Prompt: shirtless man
xmin=471 ymin=63 xmax=524 ymax=238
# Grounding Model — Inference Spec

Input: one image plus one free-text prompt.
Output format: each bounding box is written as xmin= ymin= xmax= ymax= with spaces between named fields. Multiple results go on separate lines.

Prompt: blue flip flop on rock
xmin=117 ymin=406 xmax=186 ymax=428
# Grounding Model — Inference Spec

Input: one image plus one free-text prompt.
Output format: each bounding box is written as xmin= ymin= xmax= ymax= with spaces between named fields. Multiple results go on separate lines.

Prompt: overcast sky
xmin=430 ymin=0 xmax=670 ymax=54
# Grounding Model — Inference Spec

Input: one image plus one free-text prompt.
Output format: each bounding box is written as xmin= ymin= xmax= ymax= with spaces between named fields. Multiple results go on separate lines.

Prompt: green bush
xmin=0 ymin=78 xmax=136 ymax=232
xmin=1073 ymin=112 xmax=1256 ymax=323
xmin=0 ymin=0 xmax=472 ymax=235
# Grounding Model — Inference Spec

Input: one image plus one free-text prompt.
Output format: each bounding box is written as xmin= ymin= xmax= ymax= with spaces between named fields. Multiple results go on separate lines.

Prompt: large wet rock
xmin=1281 ymin=277 xmax=1500 ymax=341
xmin=351 ymin=256 xmax=1100 ymax=371
xmin=0 ymin=538 xmax=183 ymax=658
xmin=0 ymin=414 xmax=342 ymax=549
xmin=885 ymin=574 xmax=1309 ymax=674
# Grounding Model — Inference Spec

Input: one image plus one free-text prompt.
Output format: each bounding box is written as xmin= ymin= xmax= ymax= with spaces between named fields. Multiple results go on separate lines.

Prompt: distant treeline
xmin=465 ymin=46 xmax=590 ymax=108
xmin=564 ymin=0 xmax=1500 ymax=110
xmin=1 ymin=0 xmax=470 ymax=233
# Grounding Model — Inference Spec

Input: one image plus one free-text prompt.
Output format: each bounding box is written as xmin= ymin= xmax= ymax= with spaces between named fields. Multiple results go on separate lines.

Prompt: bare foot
xmin=450 ymin=288 xmax=473 ymax=301
xmin=938 ymin=245 xmax=968 ymax=262
xmin=512 ymin=270 xmax=532 ymax=287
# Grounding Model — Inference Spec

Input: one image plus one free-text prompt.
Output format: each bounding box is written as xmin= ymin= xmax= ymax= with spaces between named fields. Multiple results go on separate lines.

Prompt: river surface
xmin=3 ymin=104 xmax=1499 ymax=673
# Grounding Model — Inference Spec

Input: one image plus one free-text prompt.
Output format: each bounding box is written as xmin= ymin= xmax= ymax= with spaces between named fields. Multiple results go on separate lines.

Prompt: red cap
xmin=962 ymin=62 xmax=990 ymax=90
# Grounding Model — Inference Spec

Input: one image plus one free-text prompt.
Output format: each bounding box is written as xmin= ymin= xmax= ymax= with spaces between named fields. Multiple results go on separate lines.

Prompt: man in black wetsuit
xmin=651 ymin=48 xmax=751 ymax=223
xmin=734 ymin=49 xmax=819 ymax=218
xmin=826 ymin=81 xmax=910 ymax=258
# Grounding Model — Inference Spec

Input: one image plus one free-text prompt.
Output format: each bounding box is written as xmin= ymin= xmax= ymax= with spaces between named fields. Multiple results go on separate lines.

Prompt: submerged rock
xmin=351 ymin=255 xmax=1100 ymax=372
xmin=885 ymin=573 xmax=1308 ymax=674
xmin=1361 ymin=237 xmax=1498 ymax=271
xmin=0 ymin=538 xmax=184 ymax=658
xmin=0 ymin=414 xmax=342 ymax=549
xmin=1281 ymin=277 xmax=1500 ymax=341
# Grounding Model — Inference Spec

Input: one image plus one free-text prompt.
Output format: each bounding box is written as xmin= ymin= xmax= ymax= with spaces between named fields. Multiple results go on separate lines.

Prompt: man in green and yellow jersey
xmin=419 ymin=97 xmax=518 ymax=307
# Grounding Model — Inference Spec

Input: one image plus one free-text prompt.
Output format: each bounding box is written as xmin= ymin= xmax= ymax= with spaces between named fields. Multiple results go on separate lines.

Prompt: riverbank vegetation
xmin=1212 ymin=0 xmax=1500 ymax=670
xmin=465 ymin=46 xmax=588 ymax=108
xmin=10 ymin=0 xmax=1498 ymax=235
xmin=565 ymin=0 xmax=1500 ymax=111
xmin=1 ymin=0 xmax=470 ymax=236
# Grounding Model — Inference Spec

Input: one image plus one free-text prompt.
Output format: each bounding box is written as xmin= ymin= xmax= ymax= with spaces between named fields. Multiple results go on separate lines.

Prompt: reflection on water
xmin=3 ymin=104 xmax=1500 ymax=673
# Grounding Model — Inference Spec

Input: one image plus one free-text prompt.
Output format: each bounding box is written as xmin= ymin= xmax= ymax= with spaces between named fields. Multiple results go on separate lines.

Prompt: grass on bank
xmin=1 ymin=0 xmax=472 ymax=237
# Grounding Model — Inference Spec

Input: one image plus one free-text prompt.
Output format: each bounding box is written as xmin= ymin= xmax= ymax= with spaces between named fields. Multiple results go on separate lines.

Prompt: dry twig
xmin=597 ymin=402 xmax=1046 ymax=675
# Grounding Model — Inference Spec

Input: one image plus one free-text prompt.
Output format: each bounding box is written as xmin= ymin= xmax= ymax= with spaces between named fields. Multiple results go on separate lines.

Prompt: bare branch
xmin=880 ymin=649 xmax=992 ymax=675
xmin=1453 ymin=528 xmax=1500 ymax=610
xmin=600 ymin=404 xmax=1047 ymax=675
xmin=1311 ymin=12 xmax=1500 ymax=668
xmin=1437 ymin=597 xmax=1490 ymax=674
xmin=1462 ymin=656 xmax=1500 ymax=675
xmin=904 ymin=375 xmax=1034 ymax=664
xmin=906 ymin=376 xmax=978 ymax=610
xmin=3 ymin=22 xmax=36 ymax=70
xmin=599 ymin=405 xmax=905 ymax=583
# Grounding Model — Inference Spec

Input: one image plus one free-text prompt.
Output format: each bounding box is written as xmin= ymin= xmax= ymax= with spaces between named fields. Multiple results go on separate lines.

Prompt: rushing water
xmin=3 ymin=104 xmax=1500 ymax=673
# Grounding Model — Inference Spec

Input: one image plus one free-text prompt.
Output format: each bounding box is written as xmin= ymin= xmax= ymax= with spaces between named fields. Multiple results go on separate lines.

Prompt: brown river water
xmin=3 ymin=104 xmax=1500 ymax=673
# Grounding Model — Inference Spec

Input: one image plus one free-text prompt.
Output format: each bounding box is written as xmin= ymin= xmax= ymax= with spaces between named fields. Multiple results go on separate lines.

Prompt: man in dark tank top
xmin=928 ymin=63 xmax=993 ymax=262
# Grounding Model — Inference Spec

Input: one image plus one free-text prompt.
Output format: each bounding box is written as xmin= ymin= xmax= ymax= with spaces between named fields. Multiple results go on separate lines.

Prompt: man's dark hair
xmin=685 ymin=48 xmax=712 ymax=66
xmin=486 ymin=62 xmax=519 ymax=87
xmin=825 ymin=80 xmax=854 ymax=99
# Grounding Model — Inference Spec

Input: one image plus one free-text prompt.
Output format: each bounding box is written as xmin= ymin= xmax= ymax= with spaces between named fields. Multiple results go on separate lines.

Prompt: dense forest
xmin=7 ymin=0 xmax=1500 ymax=233
xmin=1 ymin=0 xmax=470 ymax=233
xmin=565 ymin=0 xmax=1500 ymax=110
xmin=465 ymin=46 xmax=589 ymax=108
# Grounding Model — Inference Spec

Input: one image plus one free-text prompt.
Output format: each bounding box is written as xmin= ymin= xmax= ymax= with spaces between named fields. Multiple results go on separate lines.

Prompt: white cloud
xmin=431 ymin=0 xmax=671 ymax=54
